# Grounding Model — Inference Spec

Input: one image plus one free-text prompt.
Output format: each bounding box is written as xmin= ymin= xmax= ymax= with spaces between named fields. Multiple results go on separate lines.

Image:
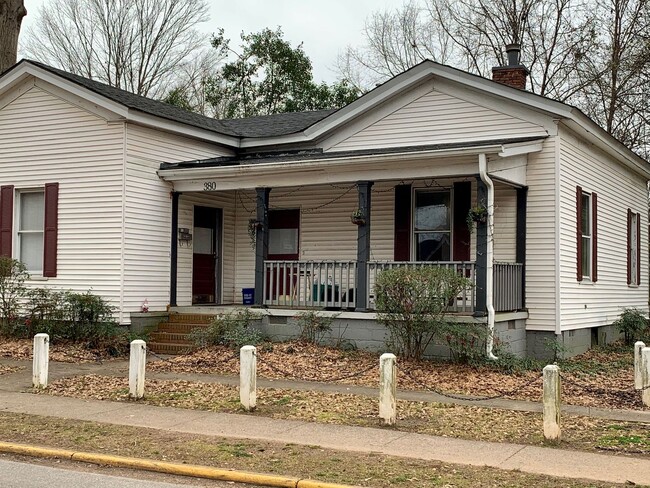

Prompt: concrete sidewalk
xmin=1 ymin=359 xmax=650 ymax=485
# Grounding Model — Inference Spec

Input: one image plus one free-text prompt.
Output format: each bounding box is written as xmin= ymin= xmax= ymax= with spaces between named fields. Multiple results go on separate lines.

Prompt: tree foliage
xmin=184 ymin=27 xmax=360 ymax=118
xmin=0 ymin=0 xmax=26 ymax=73
xmin=23 ymin=0 xmax=211 ymax=98
xmin=338 ymin=0 xmax=650 ymax=157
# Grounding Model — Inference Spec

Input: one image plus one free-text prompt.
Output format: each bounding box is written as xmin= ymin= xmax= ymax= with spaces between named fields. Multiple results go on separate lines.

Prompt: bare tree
xmin=22 ymin=0 xmax=210 ymax=98
xmin=0 ymin=0 xmax=26 ymax=73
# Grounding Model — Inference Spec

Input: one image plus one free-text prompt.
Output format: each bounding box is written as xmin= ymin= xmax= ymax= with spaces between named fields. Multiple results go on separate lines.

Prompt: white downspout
xmin=479 ymin=153 xmax=498 ymax=360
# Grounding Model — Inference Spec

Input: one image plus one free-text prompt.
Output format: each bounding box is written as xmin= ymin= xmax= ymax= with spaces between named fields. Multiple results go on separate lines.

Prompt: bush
xmin=190 ymin=309 xmax=262 ymax=350
xmin=439 ymin=321 xmax=488 ymax=365
xmin=0 ymin=257 xmax=29 ymax=336
xmin=294 ymin=310 xmax=335 ymax=344
xmin=374 ymin=266 xmax=472 ymax=360
xmin=613 ymin=308 xmax=649 ymax=345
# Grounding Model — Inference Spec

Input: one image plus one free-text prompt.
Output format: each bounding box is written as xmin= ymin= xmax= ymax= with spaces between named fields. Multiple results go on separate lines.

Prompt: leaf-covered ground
xmin=39 ymin=374 xmax=650 ymax=458
xmin=0 ymin=364 xmax=20 ymax=375
xmin=0 ymin=338 xmax=124 ymax=363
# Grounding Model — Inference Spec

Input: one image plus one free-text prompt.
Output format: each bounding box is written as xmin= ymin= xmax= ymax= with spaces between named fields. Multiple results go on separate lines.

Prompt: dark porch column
xmin=516 ymin=187 xmax=528 ymax=308
xmin=170 ymin=191 xmax=181 ymax=307
xmin=355 ymin=181 xmax=373 ymax=312
xmin=474 ymin=178 xmax=487 ymax=316
xmin=254 ymin=187 xmax=271 ymax=306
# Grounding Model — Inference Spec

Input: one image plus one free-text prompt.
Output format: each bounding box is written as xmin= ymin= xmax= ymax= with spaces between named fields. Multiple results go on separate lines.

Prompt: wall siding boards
xmin=330 ymin=88 xmax=548 ymax=152
xmin=0 ymin=85 xmax=124 ymax=308
xmin=558 ymin=125 xmax=648 ymax=330
xmin=124 ymin=124 xmax=233 ymax=316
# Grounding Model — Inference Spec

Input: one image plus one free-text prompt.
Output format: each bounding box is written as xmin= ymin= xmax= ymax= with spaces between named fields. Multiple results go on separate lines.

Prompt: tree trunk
xmin=0 ymin=0 xmax=26 ymax=74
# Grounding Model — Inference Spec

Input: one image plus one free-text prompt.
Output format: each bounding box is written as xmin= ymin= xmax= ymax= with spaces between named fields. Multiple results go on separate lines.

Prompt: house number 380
xmin=204 ymin=181 xmax=217 ymax=191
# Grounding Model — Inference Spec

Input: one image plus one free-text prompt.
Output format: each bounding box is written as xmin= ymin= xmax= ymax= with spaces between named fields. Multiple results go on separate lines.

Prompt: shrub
xmin=374 ymin=266 xmax=472 ymax=360
xmin=439 ymin=321 xmax=488 ymax=365
xmin=190 ymin=309 xmax=262 ymax=350
xmin=0 ymin=257 xmax=29 ymax=336
xmin=294 ymin=310 xmax=335 ymax=344
xmin=613 ymin=308 xmax=649 ymax=345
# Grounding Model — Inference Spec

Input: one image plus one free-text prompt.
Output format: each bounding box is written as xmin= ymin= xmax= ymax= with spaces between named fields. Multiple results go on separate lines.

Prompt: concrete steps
xmin=148 ymin=313 xmax=216 ymax=355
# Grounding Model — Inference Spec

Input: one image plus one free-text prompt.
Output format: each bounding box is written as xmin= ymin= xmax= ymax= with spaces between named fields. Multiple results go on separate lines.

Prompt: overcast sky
xmin=21 ymin=0 xmax=408 ymax=83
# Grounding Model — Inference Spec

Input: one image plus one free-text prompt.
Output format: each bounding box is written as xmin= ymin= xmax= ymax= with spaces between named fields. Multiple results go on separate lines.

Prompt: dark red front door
xmin=192 ymin=206 xmax=222 ymax=304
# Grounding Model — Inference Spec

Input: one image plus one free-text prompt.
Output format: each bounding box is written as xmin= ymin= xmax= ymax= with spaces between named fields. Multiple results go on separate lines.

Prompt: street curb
xmin=0 ymin=441 xmax=359 ymax=488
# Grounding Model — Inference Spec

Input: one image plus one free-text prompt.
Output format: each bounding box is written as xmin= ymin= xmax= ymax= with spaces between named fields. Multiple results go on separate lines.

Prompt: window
xmin=628 ymin=209 xmax=641 ymax=286
xmin=576 ymin=186 xmax=597 ymax=282
xmin=414 ymin=190 xmax=451 ymax=261
xmin=17 ymin=190 xmax=44 ymax=272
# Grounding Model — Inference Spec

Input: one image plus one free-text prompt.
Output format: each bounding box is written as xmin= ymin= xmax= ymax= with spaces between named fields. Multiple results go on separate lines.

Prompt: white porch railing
xmin=263 ymin=260 xmax=357 ymax=309
xmin=367 ymin=261 xmax=477 ymax=312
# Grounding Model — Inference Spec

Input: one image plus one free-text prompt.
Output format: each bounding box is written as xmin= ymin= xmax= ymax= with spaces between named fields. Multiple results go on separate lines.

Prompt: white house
xmin=0 ymin=48 xmax=647 ymax=357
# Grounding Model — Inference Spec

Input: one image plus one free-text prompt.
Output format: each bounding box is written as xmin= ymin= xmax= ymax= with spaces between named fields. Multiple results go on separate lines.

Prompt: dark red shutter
xmin=453 ymin=182 xmax=471 ymax=261
xmin=627 ymin=208 xmax=632 ymax=285
xmin=576 ymin=186 xmax=583 ymax=281
xmin=394 ymin=184 xmax=411 ymax=261
xmin=0 ymin=186 xmax=14 ymax=258
xmin=637 ymin=212 xmax=641 ymax=285
xmin=591 ymin=192 xmax=597 ymax=282
xmin=43 ymin=183 xmax=59 ymax=277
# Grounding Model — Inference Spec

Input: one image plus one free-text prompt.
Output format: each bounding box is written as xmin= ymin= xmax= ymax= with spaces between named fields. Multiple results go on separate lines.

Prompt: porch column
xmin=516 ymin=187 xmax=527 ymax=308
xmin=356 ymin=181 xmax=373 ymax=312
xmin=170 ymin=191 xmax=181 ymax=307
xmin=474 ymin=178 xmax=487 ymax=316
xmin=254 ymin=187 xmax=271 ymax=306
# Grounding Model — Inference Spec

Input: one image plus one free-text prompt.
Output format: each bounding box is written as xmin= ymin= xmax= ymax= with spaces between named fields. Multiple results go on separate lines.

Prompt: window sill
xmin=27 ymin=276 xmax=49 ymax=282
xmin=628 ymin=283 xmax=640 ymax=289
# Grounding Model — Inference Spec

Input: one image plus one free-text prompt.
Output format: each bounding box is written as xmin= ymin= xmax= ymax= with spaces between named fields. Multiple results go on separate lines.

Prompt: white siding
xmin=525 ymin=138 xmax=558 ymax=331
xmin=331 ymin=88 xmax=548 ymax=152
xmin=558 ymin=125 xmax=649 ymax=330
xmin=124 ymin=124 xmax=233 ymax=315
xmin=0 ymin=85 xmax=124 ymax=310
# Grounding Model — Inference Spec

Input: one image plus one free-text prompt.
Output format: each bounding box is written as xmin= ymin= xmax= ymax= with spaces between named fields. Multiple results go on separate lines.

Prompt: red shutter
xmin=627 ymin=208 xmax=632 ymax=285
xmin=591 ymin=192 xmax=597 ymax=282
xmin=43 ymin=183 xmax=59 ymax=277
xmin=0 ymin=186 xmax=14 ymax=258
xmin=453 ymin=182 xmax=471 ymax=261
xmin=637 ymin=212 xmax=641 ymax=285
xmin=394 ymin=184 xmax=411 ymax=261
xmin=576 ymin=186 xmax=583 ymax=281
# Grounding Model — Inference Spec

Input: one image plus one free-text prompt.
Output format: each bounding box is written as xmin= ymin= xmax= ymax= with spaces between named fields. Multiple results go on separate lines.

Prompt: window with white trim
xmin=16 ymin=190 xmax=44 ymax=272
xmin=630 ymin=212 xmax=639 ymax=285
xmin=413 ymin=190 xmax=451 ymax=261
xmin=580 ymin=191 xmax=591 ymax=279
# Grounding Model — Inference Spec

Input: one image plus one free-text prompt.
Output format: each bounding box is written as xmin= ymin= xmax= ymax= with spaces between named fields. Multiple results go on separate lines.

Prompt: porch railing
xmin=493 ymin=262 xmax=524 ymax=312
xmin=262 ymin=260 xmax=357 ymax=309
xmin=367 ymin=261 xmax=477 ymax=312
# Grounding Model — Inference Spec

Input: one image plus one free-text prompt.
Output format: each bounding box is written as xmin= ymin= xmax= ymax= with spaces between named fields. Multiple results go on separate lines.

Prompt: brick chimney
xmin=492 ymin=44 xmax=529 ymax=90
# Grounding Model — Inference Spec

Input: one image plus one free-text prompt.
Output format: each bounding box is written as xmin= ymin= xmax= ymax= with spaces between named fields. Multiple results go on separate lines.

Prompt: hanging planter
xmin=248 ymin=219 xmax=262 ymax=248
xmin=350 ymin=209 xmax=366 ymax=225
xmin=466 ymin=204 xmax=487 ymax=231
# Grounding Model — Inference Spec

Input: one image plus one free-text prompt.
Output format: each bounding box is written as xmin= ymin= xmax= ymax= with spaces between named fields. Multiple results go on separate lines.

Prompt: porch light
xmin=178 ymin=227 xmax=192 ymax=247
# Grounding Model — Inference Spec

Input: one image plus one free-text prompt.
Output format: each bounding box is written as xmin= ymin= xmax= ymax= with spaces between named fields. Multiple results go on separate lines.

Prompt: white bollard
xmin=32 ymin=333 xmax=49 ymax=389
xmin=635 ymin=341 xmax=645 ymax=390
xmin=379 ymin=353 xmax=397 ymax=426
xmin=240 ymin=346 xmax=257 ymax=411
xmin=128 ymin=340 xmax=147 ymax=399
xmin=543 ymin=364 xmax=561 ymax=441
xmin=642 ymin=347 xmax=650 ymax=407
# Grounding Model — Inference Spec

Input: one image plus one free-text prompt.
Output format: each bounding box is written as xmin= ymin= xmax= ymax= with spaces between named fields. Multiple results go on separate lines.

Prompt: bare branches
xmin=22 ymin=0 xmax=210 ymax=98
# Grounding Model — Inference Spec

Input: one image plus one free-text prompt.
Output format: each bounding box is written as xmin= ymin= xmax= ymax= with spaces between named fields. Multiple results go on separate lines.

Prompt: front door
xmin=192 ymin=206 xmax=222 ymax=304
xmin=265 ymin=209 xmax=300 ymax=301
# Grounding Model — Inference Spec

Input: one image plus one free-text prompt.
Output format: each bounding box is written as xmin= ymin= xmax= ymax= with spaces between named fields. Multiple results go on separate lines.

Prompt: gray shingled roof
xmin=19 ymin=60 xmax=335 ymax=139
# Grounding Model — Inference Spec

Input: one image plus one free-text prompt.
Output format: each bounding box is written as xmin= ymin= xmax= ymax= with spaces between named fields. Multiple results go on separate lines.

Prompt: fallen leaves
xmin=0 ymin=338 xmax=123 ymax=363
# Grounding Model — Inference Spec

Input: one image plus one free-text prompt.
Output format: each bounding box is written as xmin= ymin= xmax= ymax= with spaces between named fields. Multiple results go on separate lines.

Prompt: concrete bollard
xmin=32 ymin=333 xmax=49 ymax=389
xmin=129 ymin=340 xmax=147 ymax=399
xmin=642 ymin=348 xmax=650 ymax=407
xmin=240 ymin=346 xmax=257 ymax=411
xmin=379 ymin=353 xmax=397 ymax=426
xmin=635 ymin=341 xmax=645 ymax=390
xmin=543 ymin=364 xmax=561 ymax=441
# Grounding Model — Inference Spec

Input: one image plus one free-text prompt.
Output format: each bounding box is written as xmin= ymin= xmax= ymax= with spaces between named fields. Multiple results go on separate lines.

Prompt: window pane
xmin=415 ymin=192 xmax=450 ymax=231
xmin=269 ymin=228 xmax=299 ymax=255
xmin=20 ymin=192 xmax=44 ymax=231
xmin=581 ymin=194 xmax=590 ymax=236
xmin=631 ymin=214 xmax=638 ymax=285
xmin=193 ymin=227 xmax=213 ymax=254
xmin=581 ymin=236 xmax=591 ymax=278
xmin=416 ymin=232 xmax=450 ymax=261
xmin=20 ymin=232 xmax=43 ymax=271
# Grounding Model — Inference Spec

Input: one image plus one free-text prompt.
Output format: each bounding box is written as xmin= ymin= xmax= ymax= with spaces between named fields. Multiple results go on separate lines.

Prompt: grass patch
xmin=0 ymin=412 xmax=626 ymax=488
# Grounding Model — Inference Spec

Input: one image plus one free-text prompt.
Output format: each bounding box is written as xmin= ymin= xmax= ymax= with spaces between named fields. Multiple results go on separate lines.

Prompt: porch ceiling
xmin=159 ymin=137 xmax=544 ymax=192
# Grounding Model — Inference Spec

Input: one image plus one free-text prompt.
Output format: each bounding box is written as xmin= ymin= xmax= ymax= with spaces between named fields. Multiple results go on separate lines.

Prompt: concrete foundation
xmin=129 ymin=312 xmax=169 ymax=335
xmin=526 ymin=324 xmax=621 ymax=361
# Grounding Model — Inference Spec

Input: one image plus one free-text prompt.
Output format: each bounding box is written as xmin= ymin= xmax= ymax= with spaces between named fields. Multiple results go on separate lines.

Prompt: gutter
xmin=479 ymin=154 xmax=498 ymax=360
